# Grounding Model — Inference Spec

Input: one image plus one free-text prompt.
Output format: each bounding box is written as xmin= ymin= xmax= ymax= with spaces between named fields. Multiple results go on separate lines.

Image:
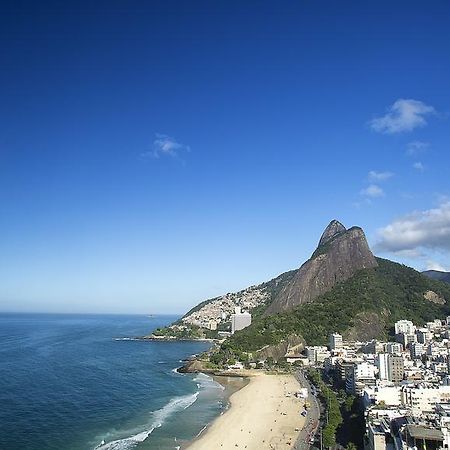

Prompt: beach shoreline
xmin=184 ymin=371 xmax=305 ymax=450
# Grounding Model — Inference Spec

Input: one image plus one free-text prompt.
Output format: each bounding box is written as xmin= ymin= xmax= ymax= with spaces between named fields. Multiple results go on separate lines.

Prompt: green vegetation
xmin=308 ymin=369 xmax=364 ymax=449
xmin=209 ymin=346 xmax=249 ymax=367
xmin=308 ymin=368 xmax=343 ymax=447
xmin=219 ymin=258 xmax=450 ymax=353
xmin=337 ymin=390 xmax=365 ymax=449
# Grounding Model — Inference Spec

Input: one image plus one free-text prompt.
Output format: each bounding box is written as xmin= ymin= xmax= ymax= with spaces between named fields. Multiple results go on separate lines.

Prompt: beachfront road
xmin=294 ymin=370 xmax=320 ymax=450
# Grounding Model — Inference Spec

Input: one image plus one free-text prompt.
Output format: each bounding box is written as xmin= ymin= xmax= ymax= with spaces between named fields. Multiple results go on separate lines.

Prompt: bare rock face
xmin=318 ymin=219 xmax=346 ymax=247
xmin=424 ymin=290 xmax=445 ymax=305
xmin=255 ymin=334 xmax=305 ymax=363
xmin=265 ymin=220 xmax=378 ymax=314
xmin=177 ymin=359 xmax=205 ymax=373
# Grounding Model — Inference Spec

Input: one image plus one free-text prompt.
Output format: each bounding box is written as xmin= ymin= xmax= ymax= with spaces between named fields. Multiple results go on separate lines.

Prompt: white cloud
xmin=368 ymin=170 xmax=394 ymax=182
xmin=142 ymin=134 xmax=190 ymax=159
xmin=406 ymin=141 xmax=430 ymax=156
xmin=358 ymin=172 xmax=391 ymax=202
xmin=369 ymin=99 xmax=435 ymax=134
xmin=361 ymin=184 xmax=384 ymax=198
xmin=426 ymin=260 xmax=448 ymax=272
xmin=376 ymin=201 xmax=450 ymax=253
xmin=413 ymin=162 xmax=425 ymax=171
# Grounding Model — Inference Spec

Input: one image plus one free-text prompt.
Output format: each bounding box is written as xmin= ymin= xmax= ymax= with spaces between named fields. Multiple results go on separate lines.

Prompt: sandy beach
xmin=187 ymin=372 xmax=305 ymax=450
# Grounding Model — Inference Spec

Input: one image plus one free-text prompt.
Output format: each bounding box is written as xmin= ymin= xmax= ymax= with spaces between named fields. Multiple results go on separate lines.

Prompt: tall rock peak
xmin=266 ymin=220 xmax=378 ymax=315
xmin=318 ymin=220 xmax=346 ymax=247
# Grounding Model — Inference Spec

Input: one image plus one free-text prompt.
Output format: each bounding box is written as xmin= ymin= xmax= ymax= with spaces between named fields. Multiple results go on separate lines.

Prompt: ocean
xmin=0 ymin=314 xmax=233 ymax=450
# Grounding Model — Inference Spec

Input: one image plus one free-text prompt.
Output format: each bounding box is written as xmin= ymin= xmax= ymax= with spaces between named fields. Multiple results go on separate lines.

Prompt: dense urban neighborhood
xmin=300 ymin=317 xmax=450 ymax=450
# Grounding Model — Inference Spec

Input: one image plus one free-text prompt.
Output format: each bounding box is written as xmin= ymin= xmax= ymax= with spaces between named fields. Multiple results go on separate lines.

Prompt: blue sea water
xmin=0 ymin=314 xmax=229 ymax=450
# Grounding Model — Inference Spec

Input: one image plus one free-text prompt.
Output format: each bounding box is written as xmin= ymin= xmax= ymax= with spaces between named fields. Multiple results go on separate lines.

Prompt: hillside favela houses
xmin=302 ymin=319 xmax=450 ymax=450
xmin=153 ymin=282 xmax=259 ymax=337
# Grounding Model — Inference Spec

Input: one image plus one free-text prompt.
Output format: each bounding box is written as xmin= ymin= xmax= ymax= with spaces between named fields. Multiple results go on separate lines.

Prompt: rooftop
xmin=405 ymin=425 xmax=443 ymax=441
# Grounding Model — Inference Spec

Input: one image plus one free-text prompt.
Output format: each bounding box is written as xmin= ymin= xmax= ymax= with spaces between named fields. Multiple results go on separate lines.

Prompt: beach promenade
xmin=294 ymin=370 xmax=321 ymax=450
xmin=186 ymin=373 xmax=305 ymax=450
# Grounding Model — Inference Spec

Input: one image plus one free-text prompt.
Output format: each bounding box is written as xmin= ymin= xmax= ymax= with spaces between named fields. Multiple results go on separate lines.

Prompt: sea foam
xmin=193 ymin=373 xmax=225 ymax=391
xmin=95 ymin=392 xmax=199 ymax=450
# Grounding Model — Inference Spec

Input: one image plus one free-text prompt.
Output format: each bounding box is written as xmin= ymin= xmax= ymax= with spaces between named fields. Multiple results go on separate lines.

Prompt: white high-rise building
xmin=394 ymin=320 xmax=415 ymax=335
xmin=354 ymin=362 xmax=377 ymax=379
xmin=377 ymin=353 xmax=389 ymax=380
xmin=349 ymin=362 xmax=377 ymax=395
xmin=376 ymin=353 xmax=389 ymax=380
xmin=231 ymin=307 xmax=252 ymax=334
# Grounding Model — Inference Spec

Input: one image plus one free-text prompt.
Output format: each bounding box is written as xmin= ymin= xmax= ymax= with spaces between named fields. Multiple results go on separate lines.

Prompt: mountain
xmin=221 ymin=258 xmax=450 ymax=358
xmin=266 ymin=220 xmax=378 ymax=314
xmin=423 ymin=270 xmax=450 ymax=284
xmin=155 ymin=219 xmax=450 ymax=363
xmin=161 ymin=219 xmax=376 ymax=333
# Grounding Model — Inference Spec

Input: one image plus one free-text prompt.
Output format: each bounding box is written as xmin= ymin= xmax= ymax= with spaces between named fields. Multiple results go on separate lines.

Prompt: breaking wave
xmin=193 ymin=373 xmax=225 ymax=391
xmin=94 ymin=392 xmax=199 ymax=450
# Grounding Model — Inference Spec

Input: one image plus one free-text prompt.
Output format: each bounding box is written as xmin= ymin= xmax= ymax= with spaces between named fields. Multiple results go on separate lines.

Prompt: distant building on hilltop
xmin=231 ymin=307 xmax=252 ymax=334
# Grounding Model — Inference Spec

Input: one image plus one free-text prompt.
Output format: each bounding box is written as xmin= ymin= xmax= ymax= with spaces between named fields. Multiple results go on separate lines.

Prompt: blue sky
xmin=1 ymin=1 xmax=449 ymax=314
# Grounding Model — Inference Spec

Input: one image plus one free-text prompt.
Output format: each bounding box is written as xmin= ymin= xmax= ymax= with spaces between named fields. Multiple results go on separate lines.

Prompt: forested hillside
xmin=220 ymin=258 xmax=450 ymax=356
